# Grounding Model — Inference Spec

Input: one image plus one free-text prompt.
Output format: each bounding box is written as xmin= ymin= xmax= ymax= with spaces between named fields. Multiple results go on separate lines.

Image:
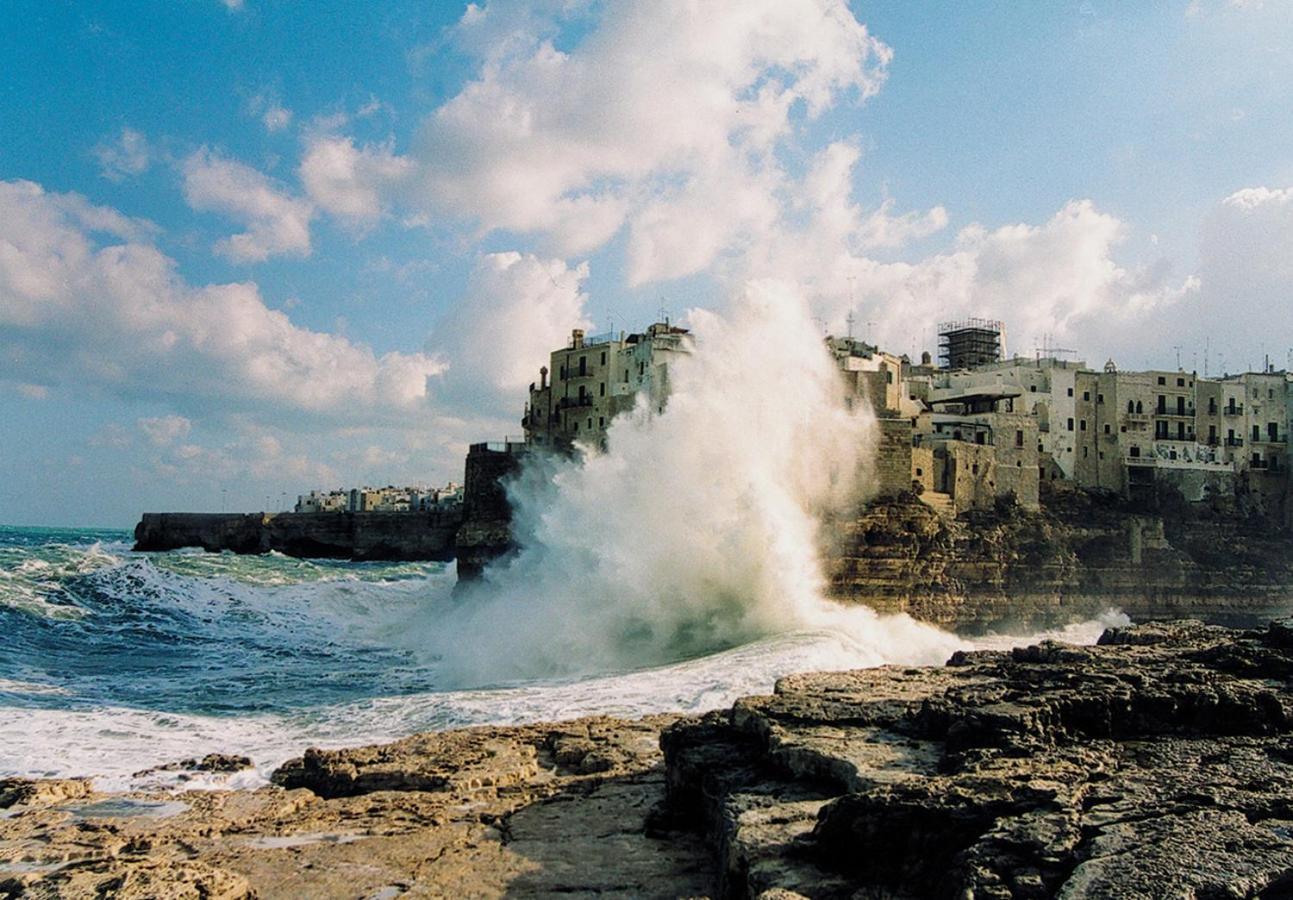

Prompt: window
xmin=1177 ymin=377 xmax=1185 ymax=387
xmin=1120 ymin=426 xmax=1126 ymax=433
xmin=1067 ymin=387 xmax=1074 ymax=397
xmin=1177 ymin=396 xmax=1186 ymax=416
xmin=1030 ymin=385 xmax=1037 ymax=392
xmin=1270 ymin=423 xmax=1280 ymax=441
xmin=1067 ymin=418 xmax=1074 ymax=431
xmin=1080 ymin=419 xmax=1087 ymax=431
xmin=1015 ymin=430 xmax=1024 ymax=448
xmin=1099 ymin=452 xmax=1104 ymax=460
xmin=1130 ymin=446 xmax=1141 ymax=458
xmin=1104 ymin=424 xmax=1111 ymax=434
xmin=599 ymin=417 xmax=605 ymax=427
xmin=1097 ymin=394 xmax=1104 ymax=404
xmin=587 ymin=418 xmax=593 ymax=429
xmin=600 ymin=351 xmax=606 ymax=365
xmin=1083 ymin=391 xmax=1091 ymax=402
xmin=972 ymin=463 xmax=979 ymax=475
xmin=579 ymin=356 xmax=587 ymax=375
xmin=1083 ymin=447 xmax=1089 ymax=458
xmin=624 ymin=369 xmax=629 ymax=381
xmin=1254 ymin=425 xmax=1261 ymax=442
xmin=1177 ymin=422 xmax=1186 ymax=440
xmin=975 ymin=432 xmax=986 ymax=445
xmin=599 ymin=383 xmax=605 ymax=397
xmin=1209 ymin=398 xmax=1217 ymax=414
xmin=915 ymin=467 xmax=923 ymax=477
xmin=1157 ymin=396 xmax=1166 ymax=414
xmin=1136 ymin=401 xmax=1143 ymax=414
xmin=1158 ymin=376 xmax=1166 ymax=385
xmin=1128 ymin=400 xmax=1135 ymax=413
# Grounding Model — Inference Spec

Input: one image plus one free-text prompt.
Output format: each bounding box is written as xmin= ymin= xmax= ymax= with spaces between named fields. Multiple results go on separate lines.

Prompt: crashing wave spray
xmin=423 ymin=281 xmax=961 ymax=686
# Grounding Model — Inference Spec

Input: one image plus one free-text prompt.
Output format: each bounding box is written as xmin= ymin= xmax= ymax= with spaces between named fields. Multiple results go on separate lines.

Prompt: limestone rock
xmin=663 ymin=619 xmax=1293 ymax=897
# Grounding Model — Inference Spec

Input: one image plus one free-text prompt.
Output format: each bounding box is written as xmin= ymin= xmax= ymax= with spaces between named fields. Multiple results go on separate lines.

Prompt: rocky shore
xmin=6 ymin=620 xmax=1293 ymax=897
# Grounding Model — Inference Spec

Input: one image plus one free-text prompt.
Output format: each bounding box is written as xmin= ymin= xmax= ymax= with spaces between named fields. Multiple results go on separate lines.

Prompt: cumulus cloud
xmin=720 ymin=137 xmax=1196 ymax=359
xmin=94 ymin=128 xmax=151 ymax=182
xmin=0 ymin=179 xmax=445 ymax=421
xmin=431 ymin=252 xmax=591 ymax=401
xmin=181 ymin=149 xmax=314 ymax=263
xmin=299 ymin=136 xmax=411 ymax=228
xmin=308 ymin=0 xmax=891 ymax=276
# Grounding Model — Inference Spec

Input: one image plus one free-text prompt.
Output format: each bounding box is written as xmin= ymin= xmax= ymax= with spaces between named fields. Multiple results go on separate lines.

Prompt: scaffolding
xmin=938 ymin=318 xmax=1005 ymax=370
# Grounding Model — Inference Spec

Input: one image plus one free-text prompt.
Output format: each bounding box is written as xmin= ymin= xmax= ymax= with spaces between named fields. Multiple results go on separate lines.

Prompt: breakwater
xmin=133 ymin=511 xmax=460 ymax=561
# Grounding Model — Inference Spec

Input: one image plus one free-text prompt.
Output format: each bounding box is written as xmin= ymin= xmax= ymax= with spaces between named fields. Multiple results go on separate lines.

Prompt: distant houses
xmin=294 ymin=483 xmax=463 ymax=514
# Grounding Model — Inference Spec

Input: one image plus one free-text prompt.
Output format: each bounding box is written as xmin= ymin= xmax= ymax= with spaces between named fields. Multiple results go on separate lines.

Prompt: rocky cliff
xmin=7 ymin=621 xmax=1293 ymax=897
xmin=133 ymin=511 xmax=460 ymax=562
xmin=826 ymin=489 xmax=1293 ymax=631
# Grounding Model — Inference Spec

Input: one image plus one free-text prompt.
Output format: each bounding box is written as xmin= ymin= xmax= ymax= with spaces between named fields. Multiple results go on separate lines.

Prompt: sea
xmin=0 ymin=524 xmax=1123 ymax=793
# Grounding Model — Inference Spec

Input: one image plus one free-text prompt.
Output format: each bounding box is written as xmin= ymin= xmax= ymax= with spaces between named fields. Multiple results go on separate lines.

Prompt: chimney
xmin=572 ymin=329 xmax=585 ymax=349
xmin=540 ymin=366 xmax=548 ymax=390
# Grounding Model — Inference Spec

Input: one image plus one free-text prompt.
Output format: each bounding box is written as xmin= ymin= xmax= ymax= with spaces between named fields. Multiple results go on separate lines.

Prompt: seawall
xmin=133 ymin=511 xmax=460 ymax=562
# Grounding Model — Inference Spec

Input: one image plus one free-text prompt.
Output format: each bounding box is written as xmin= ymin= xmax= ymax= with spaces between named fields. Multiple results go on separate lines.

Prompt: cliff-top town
xmin=497 ymin=316 xmax=1293 ymax=523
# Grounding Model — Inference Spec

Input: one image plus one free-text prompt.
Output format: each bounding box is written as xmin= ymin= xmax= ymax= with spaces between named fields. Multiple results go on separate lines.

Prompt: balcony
xmin=1254 ymin=435 xmax=1288 ymax=444
xmin=1224 ymin=404 xmax=1245 ymax=416
xmin=1226 ymin=437 xmax=1245 ymax=447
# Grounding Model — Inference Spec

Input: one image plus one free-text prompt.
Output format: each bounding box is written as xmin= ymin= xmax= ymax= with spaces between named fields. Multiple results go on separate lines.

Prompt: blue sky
xmin=2 ymin=0 xmax=1291 ymax=526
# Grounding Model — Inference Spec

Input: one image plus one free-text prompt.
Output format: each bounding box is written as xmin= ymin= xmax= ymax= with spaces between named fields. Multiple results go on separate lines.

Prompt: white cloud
xmin=138 ymin=414 xmax=192 ymax=446
xmin=299 ymin=136 xmax=411 ymax=228
xmin=431 ymin=252 xmax=591 ymax=400
xmin=181 ymin=148 xmax=314 ymax=263
xmin=0 ymin=179 xmax=445 ymax=421
xmin=262 ymin=104 xmax=292 ymax=132
xmin=221 ymin=0 xmax=244 ymax=11
xmin=309 ymin=1 xmax=890 ymax=276
xmin=247 ymin=93 xmax=293 ymax=132
xmin=94 ymin=128 xmax=151 ymax=182
xmin=733 ymin=143 xmax=1195 ymax=358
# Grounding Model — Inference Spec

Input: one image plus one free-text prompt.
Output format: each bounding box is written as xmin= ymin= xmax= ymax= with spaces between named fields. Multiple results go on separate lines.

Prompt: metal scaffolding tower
xmin=938 ymin=318 xmax=1005 ymax=370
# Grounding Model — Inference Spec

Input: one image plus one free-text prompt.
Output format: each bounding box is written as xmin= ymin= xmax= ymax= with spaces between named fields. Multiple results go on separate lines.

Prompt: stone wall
xmin=455 ymin=442 xmax=530 ymax=580
xmin=871 ymin=417 xmax=914 ymax=497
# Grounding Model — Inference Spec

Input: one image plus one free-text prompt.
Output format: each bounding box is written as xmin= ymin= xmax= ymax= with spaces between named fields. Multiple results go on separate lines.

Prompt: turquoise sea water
xmin=0 ymin=525 xmax=1121 ymax=790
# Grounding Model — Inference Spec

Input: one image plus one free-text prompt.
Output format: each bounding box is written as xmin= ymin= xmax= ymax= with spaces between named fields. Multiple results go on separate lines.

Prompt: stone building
xmin=522 ymin=323 xmax=693 ymax=450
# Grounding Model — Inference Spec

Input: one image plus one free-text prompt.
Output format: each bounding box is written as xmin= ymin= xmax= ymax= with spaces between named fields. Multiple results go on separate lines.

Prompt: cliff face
xmin=826 ymin=491 xmax=1293 ymax=631
xmin=133 ymin=512 xmax=459 ymax=562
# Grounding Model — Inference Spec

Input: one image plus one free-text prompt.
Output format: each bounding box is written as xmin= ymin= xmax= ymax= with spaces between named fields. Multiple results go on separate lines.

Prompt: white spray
xmin=422 ymin=280 xmax=962 ymax=687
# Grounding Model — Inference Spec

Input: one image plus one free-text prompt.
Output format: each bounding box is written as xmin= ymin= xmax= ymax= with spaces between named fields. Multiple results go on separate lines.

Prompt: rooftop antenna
xmin=846 ymin=310 xmax=855 ymax=340
xmin=1204 ymin=337 xmax=1210 ymax=378
xmin=1173 ymin=344 xmax=1182 ymax=370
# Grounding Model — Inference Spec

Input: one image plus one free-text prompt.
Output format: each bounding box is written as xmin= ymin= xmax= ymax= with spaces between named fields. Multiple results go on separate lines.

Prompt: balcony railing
xmin=1224 ymin=404 xmax=1245 ymax=415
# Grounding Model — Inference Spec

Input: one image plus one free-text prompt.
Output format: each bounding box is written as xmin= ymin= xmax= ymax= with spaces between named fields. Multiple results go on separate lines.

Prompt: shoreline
xmin=7 ymin=618 xmax=1293 ymax=897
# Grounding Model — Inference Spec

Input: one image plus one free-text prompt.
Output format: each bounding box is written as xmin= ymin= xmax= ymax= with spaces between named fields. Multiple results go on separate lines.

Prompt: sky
xmin=2 ymin=0 xmax=1292 ymax=527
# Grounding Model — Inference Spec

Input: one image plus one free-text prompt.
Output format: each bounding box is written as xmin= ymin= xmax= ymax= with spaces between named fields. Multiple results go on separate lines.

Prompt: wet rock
xmin=662 ymin=619 xmax=1293 ymax=898
xmin=0 ymin=779 xmax=92 ymax=809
